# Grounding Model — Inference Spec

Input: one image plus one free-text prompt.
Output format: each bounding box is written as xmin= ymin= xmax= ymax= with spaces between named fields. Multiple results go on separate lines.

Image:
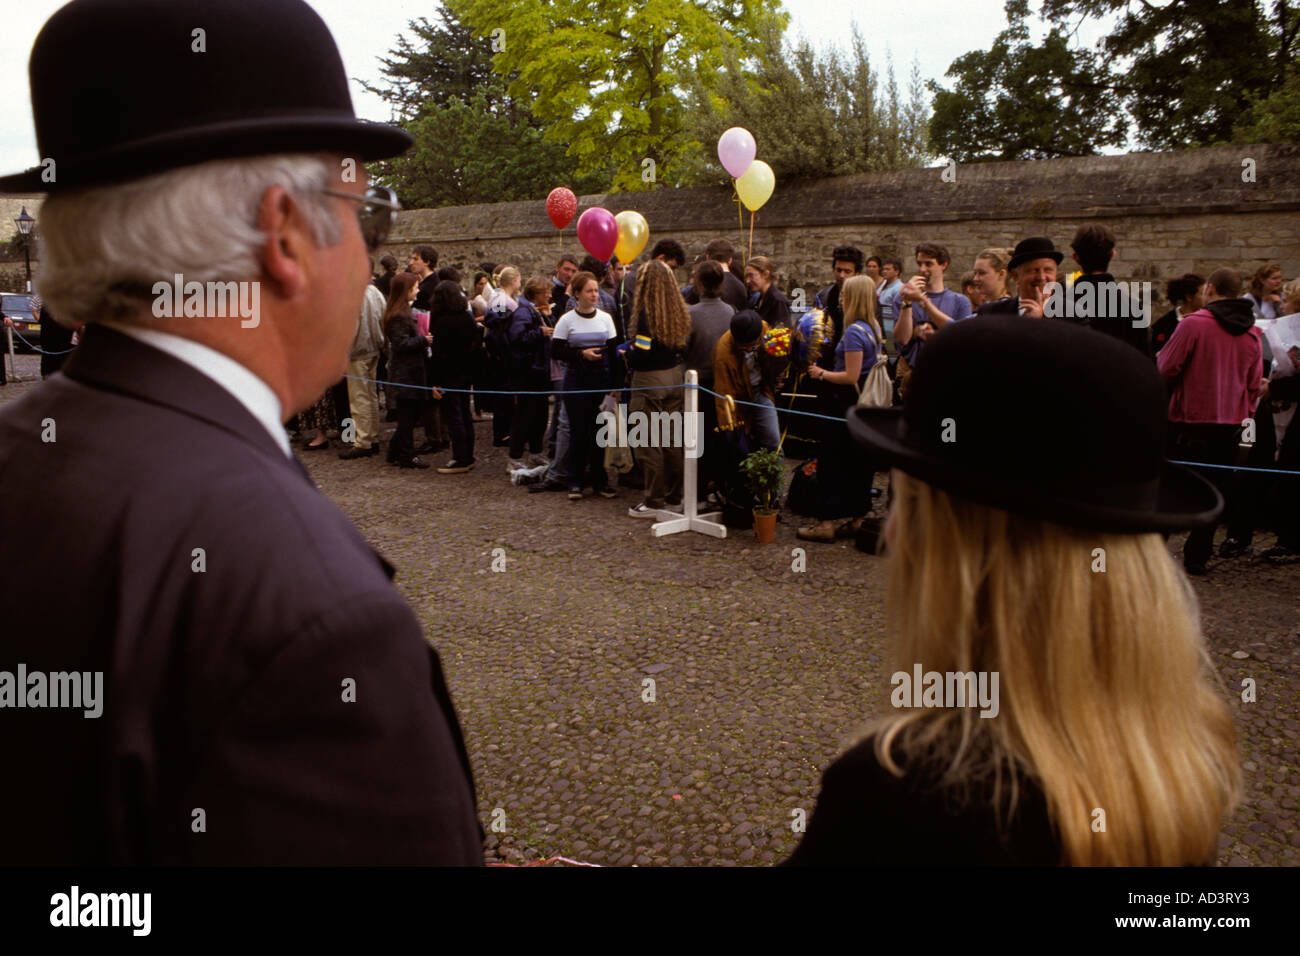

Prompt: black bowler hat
xmin=847 ymin=316 xmax=1222 ymax=533
xmin=0 ymin=0 xmax=412 ymax=193
xmin=1006 ymin=236 xmax=1064 ymax=271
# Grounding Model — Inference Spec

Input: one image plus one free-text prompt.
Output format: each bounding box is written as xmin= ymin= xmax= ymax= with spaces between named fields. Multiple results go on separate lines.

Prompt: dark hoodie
xmin=1206 ymin=297 xmax=1256 ymax=336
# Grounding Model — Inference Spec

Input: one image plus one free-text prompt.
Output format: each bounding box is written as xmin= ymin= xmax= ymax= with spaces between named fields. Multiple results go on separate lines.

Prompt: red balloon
xmin=546 ymin=187 xmax=577 ymax=230
xmin=576 ymin=207 xmax=618 ymax=262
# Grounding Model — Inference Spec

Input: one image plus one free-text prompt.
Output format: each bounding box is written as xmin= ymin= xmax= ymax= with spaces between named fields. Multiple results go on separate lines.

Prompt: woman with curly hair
xmin=786 ymin=316 xmax=1240 ymax=866
xmin=625 ymin=259 xmax=692 ymax=518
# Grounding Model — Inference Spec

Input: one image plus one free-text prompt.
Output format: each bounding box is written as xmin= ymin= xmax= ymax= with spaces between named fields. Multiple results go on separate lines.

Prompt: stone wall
xmin=3 ymin=145 xmax=1297 ymax=310
xmin=381 ymin=144 xmax=1300 ymax=311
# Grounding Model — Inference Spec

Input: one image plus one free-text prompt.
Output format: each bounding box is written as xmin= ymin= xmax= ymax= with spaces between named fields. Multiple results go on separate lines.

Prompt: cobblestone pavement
xmin=4 ymin=356 xmax=1297 ymax=866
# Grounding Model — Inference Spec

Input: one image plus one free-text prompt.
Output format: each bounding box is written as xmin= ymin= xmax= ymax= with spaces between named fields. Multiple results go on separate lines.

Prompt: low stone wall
xmin=381 ymin=144 xmax=1300 ymax=311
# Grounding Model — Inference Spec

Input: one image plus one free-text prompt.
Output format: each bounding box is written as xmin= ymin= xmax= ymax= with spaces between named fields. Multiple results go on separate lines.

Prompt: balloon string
xmin=733 ymin=185 xmax=744 ymax=266
xmin=748 ymin=210 xmax=755 ymax=262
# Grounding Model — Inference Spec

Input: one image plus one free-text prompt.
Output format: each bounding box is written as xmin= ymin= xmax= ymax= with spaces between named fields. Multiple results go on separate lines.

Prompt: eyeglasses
xmin=321 ymin=185 xmax=400 ymax=251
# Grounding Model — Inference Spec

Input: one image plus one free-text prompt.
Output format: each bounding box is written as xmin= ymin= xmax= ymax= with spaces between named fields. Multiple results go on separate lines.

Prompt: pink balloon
xmin=576 ymin=207 xmax=618 ymax=262
xmin=717 ymin=127 xmax=756 ymax=179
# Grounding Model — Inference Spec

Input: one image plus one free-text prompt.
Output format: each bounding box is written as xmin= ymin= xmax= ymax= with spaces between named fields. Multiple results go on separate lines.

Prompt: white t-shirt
xmin=552 ymin=308 xmax=616 ymax=350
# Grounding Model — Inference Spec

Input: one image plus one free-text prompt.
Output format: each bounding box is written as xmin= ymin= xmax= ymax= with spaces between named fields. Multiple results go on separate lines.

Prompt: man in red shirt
xmin=1157 ymin=267 xmax=1263 ymax=574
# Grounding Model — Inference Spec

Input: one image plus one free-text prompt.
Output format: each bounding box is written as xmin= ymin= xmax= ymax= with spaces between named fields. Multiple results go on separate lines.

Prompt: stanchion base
xmin=650 ymin=510 xmax=727 ymax=538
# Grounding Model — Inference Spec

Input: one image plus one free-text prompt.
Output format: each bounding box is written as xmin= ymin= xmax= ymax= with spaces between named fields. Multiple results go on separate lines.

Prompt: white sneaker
xmin=525 ymin=452 xmax=549 ymax=468
xmin=507 ymin=458 xmax=526 ymax=473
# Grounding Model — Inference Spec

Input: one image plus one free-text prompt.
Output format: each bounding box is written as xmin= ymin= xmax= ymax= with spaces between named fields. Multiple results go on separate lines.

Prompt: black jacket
xmin=784 ymin=735 xmax=1059 ymax=866
xmin=1067 ymin=273 xmax=1149 ymax=356
xmin=752 ymin=286 xmax=792 ymax=330
xmin=384 ymin=311 xmax=428 ymax=397
xmin=430 ymin=306 xmax=480 ymax=389
xmin=0 ymin=325 xmax=481 ymax=864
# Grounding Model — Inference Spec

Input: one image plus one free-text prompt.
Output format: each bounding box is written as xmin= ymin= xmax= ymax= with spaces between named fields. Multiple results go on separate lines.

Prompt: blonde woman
xmin=970 ymin=247 xmax=1015 ymax=314
xmin=800 ymin=275 xmax=884 ymax=542
xmin=625 ymin=259 xmax=692 ymax=517
xmin=787 ymin=315 xmax=1240 ymax=865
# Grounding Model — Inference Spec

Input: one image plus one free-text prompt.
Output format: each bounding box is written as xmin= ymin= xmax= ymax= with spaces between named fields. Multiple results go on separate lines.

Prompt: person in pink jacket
xmin=1157 ymin=267 xmax=1263 ymax=574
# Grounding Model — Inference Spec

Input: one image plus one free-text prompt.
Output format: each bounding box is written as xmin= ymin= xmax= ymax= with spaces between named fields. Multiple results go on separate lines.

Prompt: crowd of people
xmin=3 ymin=0 xmax=1275 ymax=871
xmin=298 ymin=226 xmax=1298 ymax=573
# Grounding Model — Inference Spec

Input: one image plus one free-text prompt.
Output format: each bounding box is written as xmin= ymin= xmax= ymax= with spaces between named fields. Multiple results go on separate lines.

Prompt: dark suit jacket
xmin=0 ymin=325 xmax=482 ymax=865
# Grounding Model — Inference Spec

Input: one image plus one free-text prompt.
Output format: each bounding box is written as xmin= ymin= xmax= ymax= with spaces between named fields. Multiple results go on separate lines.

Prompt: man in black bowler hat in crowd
xmin=0 ymin=0 xmax=481 ymax=865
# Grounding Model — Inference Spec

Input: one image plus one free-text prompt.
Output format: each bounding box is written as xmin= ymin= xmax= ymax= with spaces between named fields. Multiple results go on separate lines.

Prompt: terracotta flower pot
xmin=753 ymin=509 xmax=777 ymax=543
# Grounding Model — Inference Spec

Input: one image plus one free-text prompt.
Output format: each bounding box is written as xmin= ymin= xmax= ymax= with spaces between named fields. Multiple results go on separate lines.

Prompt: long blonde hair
xmin=630 ymin=259 xmax=691 ymax=347
xmin=869 ymin=470 xmax=1240 ymax=866
xmin=840 ymin=275 xmax=881 ymax=343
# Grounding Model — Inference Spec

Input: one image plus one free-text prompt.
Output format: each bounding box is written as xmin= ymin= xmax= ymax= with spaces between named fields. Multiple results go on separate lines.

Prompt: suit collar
xmin=62 ymin=323 xmax=293 ymax=467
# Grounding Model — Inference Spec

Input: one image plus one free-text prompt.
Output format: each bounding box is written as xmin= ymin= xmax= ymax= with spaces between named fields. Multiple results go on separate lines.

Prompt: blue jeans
xmin=545 ymin=401 xmax=571 ymax=483
xmin=752 ymin=395 xmax=781 ymax=450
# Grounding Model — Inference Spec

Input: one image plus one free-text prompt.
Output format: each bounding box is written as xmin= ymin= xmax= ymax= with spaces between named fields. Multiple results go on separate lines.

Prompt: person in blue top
xmin=889 ymin=242 xmax=973 ymax=371
xmin=799 ymin=275 xmax=885 ymax=542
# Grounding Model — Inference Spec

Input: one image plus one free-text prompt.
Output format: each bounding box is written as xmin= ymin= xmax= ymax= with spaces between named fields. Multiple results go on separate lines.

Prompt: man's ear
xmin=257 ymin=185 xmax=311 ymax=299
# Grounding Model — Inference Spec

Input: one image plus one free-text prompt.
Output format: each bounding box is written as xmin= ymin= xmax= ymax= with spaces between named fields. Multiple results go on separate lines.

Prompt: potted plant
xmin=738 ymin=447 xmax=784 ymax=543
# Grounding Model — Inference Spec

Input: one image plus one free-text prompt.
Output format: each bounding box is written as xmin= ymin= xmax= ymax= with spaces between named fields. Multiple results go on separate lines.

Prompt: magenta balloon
xmin=717 ymin=127 xmax=757 ymax=179
xmin=576 ymin=207 xmax=619 ymax=262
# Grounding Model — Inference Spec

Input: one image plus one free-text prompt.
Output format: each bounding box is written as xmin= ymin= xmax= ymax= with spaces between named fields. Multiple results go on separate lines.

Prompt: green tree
xmin=362 ymin=6 xmax=608 ymax=207
xmin=678 ymin=26 xmax=930 ymax=184
xmin=1233 ymin=65 xmax=1300 ymax=143
xmin=927 ymin=0 xmax=1125 ymax=162
xmin=1040 ymin=0 xmax=1289 ymax=149
xmin=450 ymin=0 xmax=789 ymax=191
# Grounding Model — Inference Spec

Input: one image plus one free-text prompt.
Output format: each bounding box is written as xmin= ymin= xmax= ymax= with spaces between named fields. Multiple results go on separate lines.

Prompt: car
xmin=1 ymin=292 xmax=39 ymax=353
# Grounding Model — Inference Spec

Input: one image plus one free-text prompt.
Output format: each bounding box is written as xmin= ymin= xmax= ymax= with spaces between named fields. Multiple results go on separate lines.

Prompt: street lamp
xmin=14 ymin=206 xmax=35 ymax=293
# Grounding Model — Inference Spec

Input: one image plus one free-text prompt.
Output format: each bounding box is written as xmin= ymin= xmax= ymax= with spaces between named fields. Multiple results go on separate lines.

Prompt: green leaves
xmin=451 ymin=0 xmax=788 ymax=191
xmin=928 ymin=3 xmax=1125 ymax=162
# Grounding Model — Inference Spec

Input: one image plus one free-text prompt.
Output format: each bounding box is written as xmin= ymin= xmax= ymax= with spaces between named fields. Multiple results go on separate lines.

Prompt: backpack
xmin=483 ymin=302 xmax=514 ymax=363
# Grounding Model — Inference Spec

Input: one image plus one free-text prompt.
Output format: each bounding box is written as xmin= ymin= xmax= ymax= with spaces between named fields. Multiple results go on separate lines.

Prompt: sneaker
xmin=529 ymin=477 xmax=569 ymax=494
xmin=400 ymin=457 xmax=431 ymax=470
xmin=525 ymin=452 xmax=549 ymax=468
xmin=568 ymin=486 xmax=583 ymax=500
xmin=597 ymin=488 xmax=617 ymax=499
xmin=661 ymin=502 xmax=683 ymax=514
xmin=628 ymin=503 xmax=660 ymax=519
xmin=437 ymin=459 xmax=475 ymax=474
xmin=507 ymin=458 xmax=526 ymax=473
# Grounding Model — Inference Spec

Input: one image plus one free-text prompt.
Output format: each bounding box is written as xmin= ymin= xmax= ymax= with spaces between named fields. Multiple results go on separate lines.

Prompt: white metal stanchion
xmin=4 ymin=326 xmax=23 ymax=383
xmin=651 ymin=369 xmax=727 ymax=539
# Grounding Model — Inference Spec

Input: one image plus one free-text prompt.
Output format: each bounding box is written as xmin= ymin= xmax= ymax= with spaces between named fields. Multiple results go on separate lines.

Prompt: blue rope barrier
xmin=6 ymin=327 xmax=75 ymax=356
xmin=345 ymin=373 xmax=1300 ymax=476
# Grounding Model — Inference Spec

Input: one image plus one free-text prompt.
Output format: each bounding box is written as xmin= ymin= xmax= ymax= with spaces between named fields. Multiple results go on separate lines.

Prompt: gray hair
xmin=36 ymin=153 xmax=343 ymax=326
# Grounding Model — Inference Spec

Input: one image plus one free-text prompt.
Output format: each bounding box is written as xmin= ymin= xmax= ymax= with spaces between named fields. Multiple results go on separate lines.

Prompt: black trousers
xmin=444 ymin=388 xmax=475 ymax=464
xmin=1168 ymin=421 xmax=1242 ymax=568
xmin=508 ymin=375 xmax=549 ymax=459
xmin=391 ymin=396 xmax=425 ymax=464
xmin=563 ymin=372 xmax=611 ymax=491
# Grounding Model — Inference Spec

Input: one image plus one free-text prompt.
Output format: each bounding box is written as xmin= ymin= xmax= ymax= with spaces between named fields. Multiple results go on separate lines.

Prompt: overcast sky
xmin=0 ymin=0 xmax=1115 ymax=179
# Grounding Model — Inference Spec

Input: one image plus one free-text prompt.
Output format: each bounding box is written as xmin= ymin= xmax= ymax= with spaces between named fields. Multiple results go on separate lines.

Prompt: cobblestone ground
xmin=4 ymin=356 xmax=1297 ymax=866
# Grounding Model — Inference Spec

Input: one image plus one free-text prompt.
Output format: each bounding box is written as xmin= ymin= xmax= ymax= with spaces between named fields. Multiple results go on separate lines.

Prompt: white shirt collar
xmin=101 ymin=321 xmax=291 ymax=458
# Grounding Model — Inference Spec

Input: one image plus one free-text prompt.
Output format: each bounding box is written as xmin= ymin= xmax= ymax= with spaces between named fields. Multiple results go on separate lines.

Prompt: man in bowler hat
xmin=0 ymin=0 xmax=481 ymax=864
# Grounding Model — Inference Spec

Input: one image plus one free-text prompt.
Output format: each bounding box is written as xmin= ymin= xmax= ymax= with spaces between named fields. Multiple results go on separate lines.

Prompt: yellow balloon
xmin=735 ymin=160 xmax=775 ymax=212
xmin=613 ymin=210 xmax=649 ymax=263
